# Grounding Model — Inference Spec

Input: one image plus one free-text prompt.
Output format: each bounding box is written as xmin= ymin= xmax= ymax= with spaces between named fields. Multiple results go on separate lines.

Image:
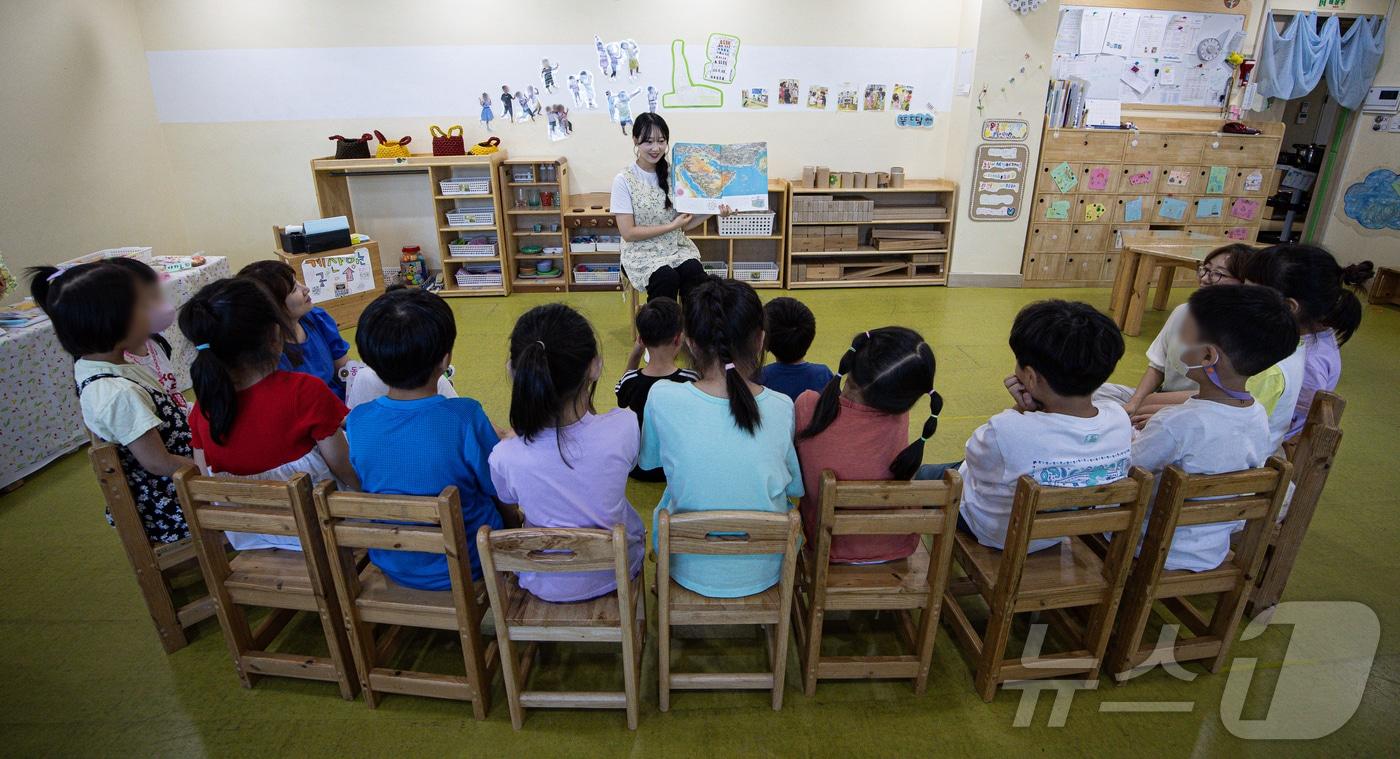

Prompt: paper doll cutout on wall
xmin=546 ymin=104 xmax=573 ymax=142
xmin=620 ymin=39 xmax=641 ymax=78
xmin=577 ymin=71 xmax=598 ymax=109
xmin=1050 ymin=162 xmax=1077 ymax=193
xmin=662 ymin=40 xmax=722 ymax=108
xmin=540 ymin=59 xmax=560 ymax=92
xmin=646 ymin=86 xmax=659 ymax=113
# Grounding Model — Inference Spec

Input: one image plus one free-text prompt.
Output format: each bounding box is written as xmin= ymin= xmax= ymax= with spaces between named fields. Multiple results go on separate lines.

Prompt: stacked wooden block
xmin=792 ymin=225 xmax=859 ymax=252
xmin=792 ymin=195 xmax=874 ymax=223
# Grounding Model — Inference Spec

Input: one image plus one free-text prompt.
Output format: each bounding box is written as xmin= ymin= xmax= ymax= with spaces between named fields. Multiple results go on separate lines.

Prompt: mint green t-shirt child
xmin=640 ymin=381 xmax=804 ymax=598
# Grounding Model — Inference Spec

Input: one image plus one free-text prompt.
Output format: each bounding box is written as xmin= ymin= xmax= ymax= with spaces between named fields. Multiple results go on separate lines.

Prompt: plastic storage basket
xmin=439 ymin=174 xmax=491 ymax=195
xmin=718 ymin=212 xmax=776 ymax=237
xmin=732 ymin=261 xmax=780 ymax=282
xmin=447 ymin=237 xmax=498 ymax=257
xmin=701 ymin=260 xmax=728 ymax=278
xmin=454 ymin=264 xmax=502 ymax=288
xmin=446 ymin=205 xmax=495 ymax=227
xmin=573 ymin=263 xmax=622 ymax=284
xmin=594 ymin=235 xmax=622 ymax=252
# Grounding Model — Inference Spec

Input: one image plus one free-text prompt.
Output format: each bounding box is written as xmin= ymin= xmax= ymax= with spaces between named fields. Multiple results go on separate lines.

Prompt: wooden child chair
xmin=1249 ymin=391 xmax=1345 ymax=617
xmin=794 ymin=469 xmax=963 ymax=696
xmin=622 ymin=274 xmax=642 ymax=341
xmin=657 ymin=509 xmax=802 ymax=711
xmin=88 ymin=441 xmax=215 ymax=653
xmin=1103 ymin=457 xmax=1292 ymax=681
xmin=172 ymin=468 xmax=357 ymax=699
xmin=477 ymin=525 xmax=645 ymax=730
xmin=942 ymin=468 xmax=1153 ymax=701
xmin=313 ymin=482 xmax=497 ymax=717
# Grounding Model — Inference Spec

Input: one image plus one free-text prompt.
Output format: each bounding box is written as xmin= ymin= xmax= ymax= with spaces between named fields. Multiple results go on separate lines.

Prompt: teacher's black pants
xmin=645 ymin=258 xmax=708 ymax=303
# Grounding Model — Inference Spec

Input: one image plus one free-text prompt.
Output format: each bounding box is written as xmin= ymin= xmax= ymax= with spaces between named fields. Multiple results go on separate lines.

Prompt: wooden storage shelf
xmin=311 ymin=151 xmax=509 ymax=297
xmin=1020 ymin=118 xmax=1283 ymax=288
xmin=785 ymin=178 xmax=956 ymax=288
xmin=499 ymin=157 xmax=571 ymax=293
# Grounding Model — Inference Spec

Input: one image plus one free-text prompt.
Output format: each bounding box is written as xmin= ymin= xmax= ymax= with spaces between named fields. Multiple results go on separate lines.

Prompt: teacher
xmin=612 ymin=112 xmax=729 ymax=302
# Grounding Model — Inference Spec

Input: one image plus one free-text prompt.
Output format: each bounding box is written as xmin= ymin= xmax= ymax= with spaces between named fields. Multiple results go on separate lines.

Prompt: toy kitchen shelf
xmin=563 ymin=192 xmax=625 ymax=292
xmin=499 ymin=157 xmax=571 ymax=293
xmin=310 ymin=152 xmax=509 ymax=297
xmin=785 ymin=179 xmax=956 ymax=289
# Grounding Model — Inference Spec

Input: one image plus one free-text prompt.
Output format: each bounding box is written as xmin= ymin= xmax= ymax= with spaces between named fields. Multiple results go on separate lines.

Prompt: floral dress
xmin=78 ymin=374 xmax=193 ymax=544
xmin=619 ymin=167 xmax=701 ymax=291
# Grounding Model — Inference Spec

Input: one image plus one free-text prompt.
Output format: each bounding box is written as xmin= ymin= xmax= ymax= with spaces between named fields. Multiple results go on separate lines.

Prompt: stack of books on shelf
xmin=1045 ymin=77 xmax=1088 ymax=129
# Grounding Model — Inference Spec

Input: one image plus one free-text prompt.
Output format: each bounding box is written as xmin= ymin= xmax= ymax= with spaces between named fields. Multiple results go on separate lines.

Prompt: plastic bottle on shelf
xmin=400 ymin=245 xmax=426 ymax=286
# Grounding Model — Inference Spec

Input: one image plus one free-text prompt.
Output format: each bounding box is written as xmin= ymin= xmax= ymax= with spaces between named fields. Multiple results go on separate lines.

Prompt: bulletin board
xmin=1052 ymin=3 xmax=1247 ymax=111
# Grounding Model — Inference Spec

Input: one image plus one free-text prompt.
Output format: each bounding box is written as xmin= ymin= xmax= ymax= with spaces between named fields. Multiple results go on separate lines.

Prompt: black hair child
xmin=506 ymin=303 xmax=601 ymax=460
xmin=682 ymin=277 xmax=766 ymax=434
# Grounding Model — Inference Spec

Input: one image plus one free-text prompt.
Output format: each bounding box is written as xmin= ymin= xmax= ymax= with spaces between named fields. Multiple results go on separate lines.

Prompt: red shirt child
xmin=189 ymin=370 xmax=347 ymax=475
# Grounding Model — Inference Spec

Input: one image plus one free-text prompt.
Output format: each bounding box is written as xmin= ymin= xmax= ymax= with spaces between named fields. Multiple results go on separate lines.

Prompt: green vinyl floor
xmin=3 ymin=285 xmax=1397 ymax=758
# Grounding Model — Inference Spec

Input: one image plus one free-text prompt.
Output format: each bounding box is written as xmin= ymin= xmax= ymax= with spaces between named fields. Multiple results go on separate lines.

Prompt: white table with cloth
xmin=0 ymin=256 xmax=231 ymax=489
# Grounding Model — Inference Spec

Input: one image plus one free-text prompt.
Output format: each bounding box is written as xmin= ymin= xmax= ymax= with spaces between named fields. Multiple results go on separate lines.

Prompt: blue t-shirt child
xmin=760 ymin=361 xmax=835 ymax=403
xmin=345 ymin=395 xmax=502 ymax=589
xmin=279 ymin=307 xmax=349 ymax=399
xmin=640 ymin=382 xmax=803 ymax=597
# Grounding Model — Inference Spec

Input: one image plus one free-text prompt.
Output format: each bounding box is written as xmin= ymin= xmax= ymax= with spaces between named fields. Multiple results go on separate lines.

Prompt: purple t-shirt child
xmin=1290 ymin=330 xmax=1341 ymax=439
xmin=487 ymin=409 xmax=644 ymax=602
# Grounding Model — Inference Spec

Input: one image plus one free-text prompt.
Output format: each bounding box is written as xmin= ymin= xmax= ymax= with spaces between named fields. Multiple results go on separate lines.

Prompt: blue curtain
xmin=1257 ymin=12 xmax=1388 ymax=109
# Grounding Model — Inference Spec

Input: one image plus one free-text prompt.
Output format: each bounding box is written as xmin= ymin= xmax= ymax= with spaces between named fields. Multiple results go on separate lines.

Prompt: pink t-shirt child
xmin=1290 ymin=330 xmax=1341 ymax=439
xmin=487 ymin=409 xmax=644 ymax=602
xmin=793 ymin=390 xmax=920 ymax=564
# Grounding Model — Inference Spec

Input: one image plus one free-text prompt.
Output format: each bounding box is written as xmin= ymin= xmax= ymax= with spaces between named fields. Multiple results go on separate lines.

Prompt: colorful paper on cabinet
xmin=1084 ymin=202 xmax=1107 ymax=222
xmin=1166 ymin=169 xmax=1191 ymax=187
xmin=1225 ymin=226 xmax=1250 ymax=240
xmin=1243 ymin=170 xmax=1264 ymax=192
xmin=1196 ymin=197 xmax=1223 ymax=218
xmin=1207 ymin=166 xmax=1228 ymax=194
xmin=1047 ymin=199 xmax=1070 ymax=220
xmin=1230 ymin=198 xmax=1260 ymax=220
xmin=1050 ymin=162 xmax=1078 ymax=193
xmin=1124 ymin=196 xmax=1144 ymax=222
xmin=1087 ymin=166 xmax=1111 ymax=191
xmin=1159 ymin=197 xmax=1188 ymax=220
xmin=1128 ymin=169 xmax=1154 ymax=186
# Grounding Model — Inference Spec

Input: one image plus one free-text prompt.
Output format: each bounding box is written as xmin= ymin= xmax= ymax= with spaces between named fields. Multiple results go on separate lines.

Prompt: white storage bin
xmin=447 ymin=237 xmax=498 ymax=257
xmin=718 ymin=212 xmax=776 ymax=237
xmin=732 ymin=261 xmax=780 ymax=282
xmin=454 ymin=264 xmax=502 ymax=288
xmin=511 ymin=167 xmax=537 ymax=182
xmin=573 ymin=263 xmax=622 ymax=284
xmin=570 ymin=236 xmax=597 ymax=253
xmin=446 ymin=206 xmax=495 ymax=227
xmin=594 ymin=235 xmax=622 ymax=252
xmin=702 ymin=260 xmax=728 ymax=278
xmin=439 ymin=175 xmax=491 ymax=195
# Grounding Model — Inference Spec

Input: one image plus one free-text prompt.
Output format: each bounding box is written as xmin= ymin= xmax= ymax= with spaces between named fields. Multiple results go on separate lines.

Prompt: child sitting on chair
xmin=795 ymin=327 xmax=941 ymax=564
xmin=180 ymin=277 xmax=358 ymax=552
xmin=238 ymin=261 xmax=350 ymax=399
xmin=760 ymin=297 xmax=834 ymax=402
xmin=105 ymin=257 xmax=188 ymax=412
xmin=343 ymin=285 xmax=458 ymax=409
xmin=30 ymin=262 xmax=195 ymax=543
xmin=961 ymin=300 xmax=1132 ymax=553
xmin=344 ymin=288 xmax=502 ymax=589
xmin=489 ymin=304 xmax=644 ymax=602
xmin=614 ymin=297 xmax=698 ymax=481
xmin=1125 ymin=284 xmax=1298 ymax=571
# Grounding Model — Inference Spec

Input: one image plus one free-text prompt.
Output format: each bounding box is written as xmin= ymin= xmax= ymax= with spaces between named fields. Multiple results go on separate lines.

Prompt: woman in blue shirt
xmin=238 ymin=261 xmax=350 ymax=398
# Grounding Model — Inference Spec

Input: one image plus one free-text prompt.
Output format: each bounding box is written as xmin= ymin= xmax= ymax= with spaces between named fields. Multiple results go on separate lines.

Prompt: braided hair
xmin=683 ymin=277 xmax=765 ymax=434
xmin=799 ymin=327 xmax=940 ymax=481
xmin=632 ymin=112 xmax=673 ymax=209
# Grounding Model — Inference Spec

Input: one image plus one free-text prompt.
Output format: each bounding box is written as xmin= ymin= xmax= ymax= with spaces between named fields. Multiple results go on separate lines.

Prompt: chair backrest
xmin=477 ymin=525 xmax=628 ymax=576
xmin=659 ymin=510 xmax=800 ymax=557
xmin=1005 ymin=468 xmax=1154 ymax=549
xmin=811 ymin=469 xmax=963 ymax=568
xmin=1149 ymin=457 xmax=1293 ymax=576
xmin=173 ymin=467 xmax=311 ymax=539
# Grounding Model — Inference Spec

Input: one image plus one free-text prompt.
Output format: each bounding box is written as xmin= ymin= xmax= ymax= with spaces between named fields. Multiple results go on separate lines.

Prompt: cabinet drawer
xmin=1028 ymin=223 xmax=1071 ymax=252
xmin=1075 ymin=194 xmax=1114 ymax=224
xmin=1157 ymin=165 xmax=1205 ymax=194
xmin=1126 ymin=133 xmax=1205 ymax=163
xmin=1120 ymin=164 xmax=1158 ymax=191
xmin=1069 ymin=224 xmax=1111 ymax=252
xmin=1111 ymin=194 xmax=1154 ymax=224
xmin=1037 ymin=161 xmax=1083 ymax=194
xmin=1080 ymin=163 xmax=1121 ymax=193
xmin=1102 ymin=252 xmax=1122 ymax=282
xmin=1041 ymin=130 xmax=1127 ymax=162
xmin=1065 ymin=253 xmax=1106 ymax=282
xmin=1153 ymin=193 xmax=1192 ymax=223
xmin=1033 ymin=193 xmax=1075 ymax=222
xmin=1227 ymin=166 xmax=1272 ymax=196
xmin=1222 ymin=225 xmax=1257 ymax=243
xmin=1024 ymin=252 xmax=1067 ymax=281
xmin=1206 ymin=135 xmax=1279 ymax=166
xmin=1191 ymin=196 xmax=1228 ymax=224
xmin=1110 ymin=224 xmax=1149 ymax=251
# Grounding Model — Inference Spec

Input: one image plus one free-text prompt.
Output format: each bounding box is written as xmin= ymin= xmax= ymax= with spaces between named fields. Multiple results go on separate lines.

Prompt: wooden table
xmin=1109 ymin=232 xmax=1231 ymax=337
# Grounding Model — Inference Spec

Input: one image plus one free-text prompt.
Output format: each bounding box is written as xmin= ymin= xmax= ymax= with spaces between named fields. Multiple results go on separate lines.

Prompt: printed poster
xmin=670 ymin=142 xmax=769 ymax=214
xmin=302 ymin=247 xmax=375 ymax=304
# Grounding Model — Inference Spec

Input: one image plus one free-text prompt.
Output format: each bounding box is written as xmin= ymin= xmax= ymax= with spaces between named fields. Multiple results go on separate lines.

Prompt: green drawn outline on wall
xmin=662 ymin=39 xmax=723 ymax=108
xmin=703 ymin=32 xmax=741 ymax=85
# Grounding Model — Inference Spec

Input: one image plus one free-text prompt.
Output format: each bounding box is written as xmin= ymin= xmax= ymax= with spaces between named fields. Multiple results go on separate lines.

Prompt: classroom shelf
xmin=507 ymin=208 xmax=565 ymax=215
xmin=791 ymin=219 xmax=950 ymax=225
xmin=434 ymin=193 xmax=494 ymax=200
xmin=791 ymin=247 xmax=948 ymax=257
xmin=440 ymin=225 xmax=497 ymax=232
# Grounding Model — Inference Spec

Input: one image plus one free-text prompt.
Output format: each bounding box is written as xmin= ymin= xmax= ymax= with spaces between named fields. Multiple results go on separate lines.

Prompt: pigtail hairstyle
xmin=27 ymin=262 xmax=139 ymax=358
xmin=799 ymin=327 xmax=939 ymax=481
xmin=1247 ymin=244 xmax=1373 ymax=345
xmin=507 ymin=303 xmax=599 ymax=461
xmin=684 ymin=277 xmax=765 ymax=434
xmin=632 ymin=112 xmax=672 ymax=209
xmin=178 ymin=278 xmax=298 ymax=446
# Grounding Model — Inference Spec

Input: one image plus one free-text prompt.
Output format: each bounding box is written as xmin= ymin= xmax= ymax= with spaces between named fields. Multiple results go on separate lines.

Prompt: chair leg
xmin=913 ymin=604 xmax=941 ymax=696
xmin=771 ymin=615 xmax=793 ymax=710
xmin=802 ymin=600 xmax=824 ymax=697
xmin=976 ymin=606 xmax=1015 ymax=702
xmin=620 ymin=613 xmax=641 ymax=730
xmin=496 ymin=633 xmax=526 ymax=730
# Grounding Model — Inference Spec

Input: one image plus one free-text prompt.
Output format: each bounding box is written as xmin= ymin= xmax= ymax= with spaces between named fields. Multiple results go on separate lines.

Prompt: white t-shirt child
xmin=74 ymin=358 xmax=167 ymax=445
xmin=343 ymin=360 xmax=457 ymax=410
xmin=1095 ymin=303 xmax=1195 ymax=405
xmin=1129 ymin=397 xmax=1272 ymax=572
xmin=957 ymin=401 xmax=1133 ymax=553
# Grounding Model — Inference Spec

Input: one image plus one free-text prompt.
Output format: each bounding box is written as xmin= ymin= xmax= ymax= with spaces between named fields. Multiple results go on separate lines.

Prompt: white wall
xmin=0 ymin=0 xmax=188 ymax=275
